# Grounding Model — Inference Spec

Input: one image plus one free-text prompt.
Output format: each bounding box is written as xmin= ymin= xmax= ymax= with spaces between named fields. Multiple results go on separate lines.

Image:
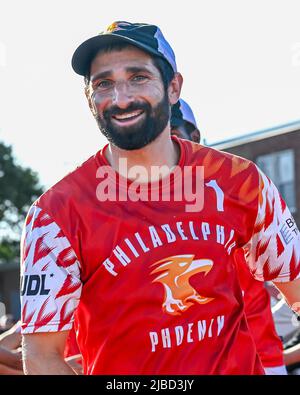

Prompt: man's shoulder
xmin=182 ymin=140 xmax=261 ymax=205
xmin=184 ymin=140 xmax=256 ymax=171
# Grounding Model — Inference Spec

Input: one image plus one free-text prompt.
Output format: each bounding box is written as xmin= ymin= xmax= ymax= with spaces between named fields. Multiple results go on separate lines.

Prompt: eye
xmin=131 ymin=75 xmax=148 ymax=82
xmin=94 ymin=80 xmax=113 ymax=89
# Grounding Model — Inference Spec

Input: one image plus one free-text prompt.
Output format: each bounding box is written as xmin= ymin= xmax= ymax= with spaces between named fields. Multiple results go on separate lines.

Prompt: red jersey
xmin=20 ymin=137 xmax=300 ymax=374
xmin=235 ymin=250 xmax=284 ymax=368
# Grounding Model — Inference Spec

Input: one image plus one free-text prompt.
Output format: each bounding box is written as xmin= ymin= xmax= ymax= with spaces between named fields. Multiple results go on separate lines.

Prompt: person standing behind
xmin=170 ymin=99 xmax=200 ymax=143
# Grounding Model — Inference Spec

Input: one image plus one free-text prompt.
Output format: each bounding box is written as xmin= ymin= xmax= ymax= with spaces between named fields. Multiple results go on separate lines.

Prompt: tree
xmin=0 ymin=141 xmax=44 ymax=263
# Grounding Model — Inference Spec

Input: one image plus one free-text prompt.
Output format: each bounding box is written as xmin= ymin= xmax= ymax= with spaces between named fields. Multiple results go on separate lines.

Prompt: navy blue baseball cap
xmin=72 ymin=21 xmax=177 ymax=77
xmin=171 ymin=99 xmax=198 ymax=129
xmin=178 ymin=99 xmax=198 ymax=128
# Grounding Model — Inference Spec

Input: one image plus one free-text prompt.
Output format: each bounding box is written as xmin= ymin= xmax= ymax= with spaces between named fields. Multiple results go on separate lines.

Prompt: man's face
xmin=171 ymin=122 xmax=201 ymax=143
xmin=87 ymin=46 xmax=170 ymax=150
xmin=171 ymin=124 xmax=190 ymax=141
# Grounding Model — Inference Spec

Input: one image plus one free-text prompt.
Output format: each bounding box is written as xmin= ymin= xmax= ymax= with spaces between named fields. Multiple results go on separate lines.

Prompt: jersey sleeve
xmin=20 ymin=204 xmax=82 ymax=334
xmin=244 ymin=166 xmax=300 ymax=283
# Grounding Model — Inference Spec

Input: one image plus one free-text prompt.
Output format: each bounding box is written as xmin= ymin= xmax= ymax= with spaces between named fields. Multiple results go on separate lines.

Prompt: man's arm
xmin=283 ymin=343 xmax=300 ymax=366
xmin=0 ymin=322 xmax=22 ymax=350
xmin=0 ymin=363 xmax=24 ymax=375
xmin=244 ymin=167 xmax=300 ymax=301
xmin=273 ymin=278 xmax=300 ymax=315
xmin=20 ymin=206 xmax=82 ymax=374
xmin=0 ymin=346 xmax=23 ymax=370
xmin=22 ymin=331 xmax=76 ymax=375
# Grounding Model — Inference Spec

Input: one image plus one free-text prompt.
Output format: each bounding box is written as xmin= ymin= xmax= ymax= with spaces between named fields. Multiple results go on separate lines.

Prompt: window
xmin=256 ymin=149 xmax=296 ymax=213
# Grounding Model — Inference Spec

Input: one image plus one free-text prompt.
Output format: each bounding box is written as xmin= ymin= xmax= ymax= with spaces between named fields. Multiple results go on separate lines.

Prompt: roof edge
xmin=209 ymin=120 xmax=300 ymax=150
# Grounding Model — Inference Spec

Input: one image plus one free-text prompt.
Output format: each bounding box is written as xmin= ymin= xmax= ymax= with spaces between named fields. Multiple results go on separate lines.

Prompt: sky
xmin=0 ymin=0 xmax=300 ymax=188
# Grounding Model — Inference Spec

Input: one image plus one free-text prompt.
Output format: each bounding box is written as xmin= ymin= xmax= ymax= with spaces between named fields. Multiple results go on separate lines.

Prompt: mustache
xmin=103 ymin=102 xmax=151 ymax=119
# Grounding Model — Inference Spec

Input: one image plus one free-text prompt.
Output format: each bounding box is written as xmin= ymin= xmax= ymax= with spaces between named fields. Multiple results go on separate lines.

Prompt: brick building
xmin=211 ymin=120 xmax=300 ymax=227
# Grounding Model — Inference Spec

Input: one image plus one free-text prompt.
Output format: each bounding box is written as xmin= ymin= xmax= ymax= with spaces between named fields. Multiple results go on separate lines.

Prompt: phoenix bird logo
xmin=151 ymin=254 xmax=214 ymax=315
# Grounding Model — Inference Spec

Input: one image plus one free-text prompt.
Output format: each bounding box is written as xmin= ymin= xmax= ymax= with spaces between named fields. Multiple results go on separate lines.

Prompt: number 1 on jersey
xmin=205 ymin=180 xmax=224 ymax=212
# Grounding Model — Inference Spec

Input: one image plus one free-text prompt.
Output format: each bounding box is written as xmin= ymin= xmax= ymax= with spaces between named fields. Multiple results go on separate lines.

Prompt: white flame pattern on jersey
xmin=245 ymin=167 xmax=300 ymax=282
xmin=20 ymin=205 xmax=82 ymax=333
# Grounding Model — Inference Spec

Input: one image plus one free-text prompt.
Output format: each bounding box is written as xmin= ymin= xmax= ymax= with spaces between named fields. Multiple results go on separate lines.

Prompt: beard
xmin=95 ymin=93 xmax=170 ymax=150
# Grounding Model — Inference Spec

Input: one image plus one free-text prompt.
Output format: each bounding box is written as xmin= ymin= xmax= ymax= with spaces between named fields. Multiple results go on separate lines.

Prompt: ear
xmin=168 ymin=72 xmax=183 ymax=105
xmin=85 ymin=86 xmax=97 ymax=117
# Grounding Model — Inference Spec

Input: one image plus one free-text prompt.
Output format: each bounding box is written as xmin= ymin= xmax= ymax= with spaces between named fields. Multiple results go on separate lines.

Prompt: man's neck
xmin=105 ymin=128 xmax=180 ymax=182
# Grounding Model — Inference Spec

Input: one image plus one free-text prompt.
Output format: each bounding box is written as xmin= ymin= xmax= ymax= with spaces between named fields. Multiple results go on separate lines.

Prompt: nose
xmin=112 ymin=80 xmax=134 ymax=109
